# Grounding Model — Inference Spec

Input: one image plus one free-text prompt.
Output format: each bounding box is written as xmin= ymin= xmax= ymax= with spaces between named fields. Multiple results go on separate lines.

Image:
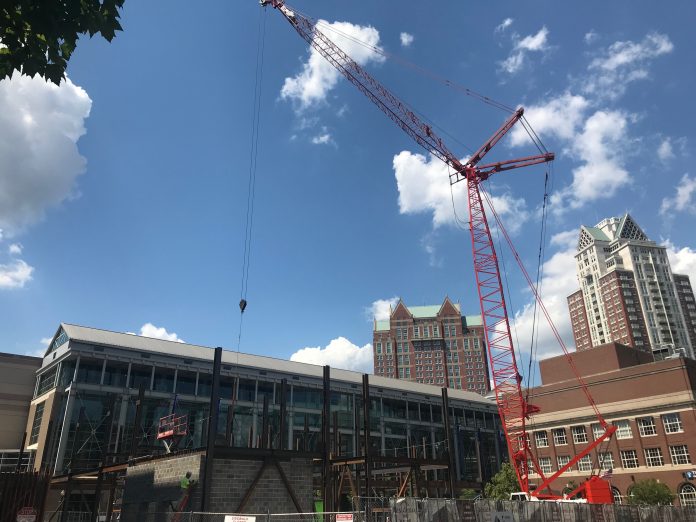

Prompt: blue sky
xmin=1 ymin=1 xmax=695 ymax=377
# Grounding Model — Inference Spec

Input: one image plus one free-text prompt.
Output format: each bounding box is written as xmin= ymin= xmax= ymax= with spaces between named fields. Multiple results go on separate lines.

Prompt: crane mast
xmin=262 ymin=0 xmax=615 ymax=498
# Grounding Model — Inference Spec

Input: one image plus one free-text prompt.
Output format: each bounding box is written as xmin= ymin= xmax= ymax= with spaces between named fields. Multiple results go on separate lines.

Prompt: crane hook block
xmin=239 ymin=299 xmax=247 ymax=313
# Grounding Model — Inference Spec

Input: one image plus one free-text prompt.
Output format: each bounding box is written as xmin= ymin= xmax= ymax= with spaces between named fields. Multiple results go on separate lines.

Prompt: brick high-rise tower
xmin=372 ymin=297 xmax=489 ymax=394
xmin=567 ymin=214 xmax=695 ymax=360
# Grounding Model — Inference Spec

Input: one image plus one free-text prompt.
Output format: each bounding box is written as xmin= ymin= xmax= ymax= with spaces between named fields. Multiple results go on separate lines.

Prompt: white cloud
xmin=367 ymin=296 xmax=399 ymax=321
xmin=657 ymin=138 xmax=674 ymax=162
xmin=509 ymin=93 xmax=589 ymax=146
xmin=500 ymin=27 xmax=549 ymax=75
xmin=8 ymin=243 xmax=22 ymax=255
xmin=0 ymin=259 xmax=34 ymax=289
xmin=551 ymin=110 xmax=631 ymax=210
xmin=590 ymin=32 xmax=673 ymax=72
xmin=392 ymin=151 xmax=529 ymax=233
xmin=281 ymin=20 xmax=385 ymax=111
xmin=664 ymin=240 xmax=696 ymax=284
xmin=513 ymin=95 xmax=631 ymax=212
xmin=584 ymin=30 xmax=599 ymax=44
xmin=421 ymin=233 xmax=442 ymax=267
xmin=25 ymin=338 xmax=52 ymax=358
xmin=0 ymin=73 xmax=91 ymax=236
xmin=137 ymin=323 xmax=185 ymax=343
xmin=400 ymin=32 xmax=414 ymax=47
xmin=584 ymin=32 xmax=673 ymax=100
xmin=660 ymin=174 xmax=696 ymax=216
xmin=512 ymin=230 xmax=578 ymax=359
xmin=495 ymin=18 xmax=514 ymax=33
xmin=290 ymin=337 xmax=373 ymax=373
xmin=311 ymin=130 xmax=333 ymax=145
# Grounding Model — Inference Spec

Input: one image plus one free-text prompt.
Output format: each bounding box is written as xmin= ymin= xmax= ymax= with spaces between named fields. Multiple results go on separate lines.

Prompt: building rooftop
xmin=48 ymin=323 xmax=494 ymax=406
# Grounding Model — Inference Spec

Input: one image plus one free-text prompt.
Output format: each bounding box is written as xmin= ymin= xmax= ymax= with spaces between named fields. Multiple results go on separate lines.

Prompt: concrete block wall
xmin=209 ymin=457 xmax=314 ymax=514
xmin=121 ymin=453 xmax=314 ymax=517
xmin=121 ymin=452 xmax=204 ymax=520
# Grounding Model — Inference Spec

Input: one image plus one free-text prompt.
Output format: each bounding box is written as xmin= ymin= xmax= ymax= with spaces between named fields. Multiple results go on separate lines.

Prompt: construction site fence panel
xmin=352 ymin=496 xmax=696 ymax=522
xmin=49 ymin=504 xmax=696 ymax=522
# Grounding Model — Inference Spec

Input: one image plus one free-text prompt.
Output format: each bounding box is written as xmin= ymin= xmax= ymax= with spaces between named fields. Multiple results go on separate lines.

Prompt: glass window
xmin=557 ymin=455 xmax=571 ymax=469
xmin=431 ymin=404 xmax=442 ymax=423
xmin=613 ymin=419 xmax=632 ymax=439
xmin=129 ymin=364 xmax=152 ymax=390
xmin=238 ymin=379 xmax=256 ymax=402
xmin=599 ymin=452 xmax=614 ymax=471
xmin=76 ymin=359 xmax=103 ymax=385
xmin=571 ymin=426 xmax=588 ymax=444
xmin=29 ymin=402 xmax=45 ymax=444
xmin=538 ymin=457 xmax=552 ymax=474
xmin=620 ymin=449 xmax=639 ymax=468
xmin=644 ymin=447 xmax=664 ymax=467
xmin=292 ymin=386 xmax=321 ymax=409
xmin=36 ymin=366 xmax=58 ymax=397
xmin=553 ymin=428 xmax=567 ymax=446
xmin=59 ymin=360 xmax=76 ymax=387
xmin=535 ymin=431 xmax=549 ymax=448
xmin=408 ymin=402 xmax=420 ymax=421
xmin=612 ymin=487 xmax=624 ymax=505
xmin=662 ymin=413 xmax=683 ymax=433
xmin=679 ymin=484 xmax=696 ymax=507
xmin=220 ymin=376 xmax=236 ymax=399
xmin=383 ymin=398 xmax=406 ymax=419
xmin=176 ymin=370 xmax=197 ymax=395
xmin=637 ymin=417 xmax=657 ymax=437
xmin=197 ymin=373 xmax=212 ymax=397
xmin=153 ymin=368 xmax=175 ymax=393
xmin=257 ymin=381 xmax=274 ymax=404
xmin=669 ymin=445 xmax=691 ymax=465
xmin=102 ymin=361 xmax=128 ymax=387
xmin=577 ymin=455 xmax=592 ymax=472
xmin=592 ymin=423 xmax=604 ymax=440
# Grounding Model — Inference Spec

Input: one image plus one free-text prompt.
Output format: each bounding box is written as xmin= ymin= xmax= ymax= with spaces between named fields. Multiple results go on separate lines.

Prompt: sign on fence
xmin=336 ymin=514 xmax=354 ymax=522
xmin=16 ymin=507 xmax=37 ymax=522
xmin=224 ymin=516 xmax=256 ymax=522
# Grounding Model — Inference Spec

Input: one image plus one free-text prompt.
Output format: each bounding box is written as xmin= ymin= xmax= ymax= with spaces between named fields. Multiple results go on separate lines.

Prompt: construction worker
xmin=171 ymin=471 xmax=195 ymax=512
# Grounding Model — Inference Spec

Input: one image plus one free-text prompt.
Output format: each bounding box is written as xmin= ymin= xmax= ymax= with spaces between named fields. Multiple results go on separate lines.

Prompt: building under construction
xmin=21 ymin=323 xmax=504 ymax=518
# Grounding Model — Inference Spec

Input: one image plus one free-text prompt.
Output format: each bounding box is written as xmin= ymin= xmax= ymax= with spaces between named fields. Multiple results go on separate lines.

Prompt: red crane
xmin=261 ymin=0 xmax=616 ymax=501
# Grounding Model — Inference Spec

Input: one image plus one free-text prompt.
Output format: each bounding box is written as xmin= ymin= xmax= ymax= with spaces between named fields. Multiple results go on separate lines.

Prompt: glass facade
xmin=30 ymin=333 xmax=502 ymax=480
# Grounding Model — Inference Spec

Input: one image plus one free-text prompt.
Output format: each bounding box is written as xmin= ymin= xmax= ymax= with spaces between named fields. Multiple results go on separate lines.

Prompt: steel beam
xmin=441 ymin=388 xmax=456 ymax=497
xmin=201 ymin=346 xmax=222 ymax=511
xmin=362 ymin=374 xmax=371 ymax=498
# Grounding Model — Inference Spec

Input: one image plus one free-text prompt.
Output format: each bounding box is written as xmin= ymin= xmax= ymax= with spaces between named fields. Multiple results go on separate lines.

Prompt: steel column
xmin=200 ymin=346 xmax=222 ymax=511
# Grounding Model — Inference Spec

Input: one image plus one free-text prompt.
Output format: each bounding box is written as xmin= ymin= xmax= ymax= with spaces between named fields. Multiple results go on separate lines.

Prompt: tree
xmin=628 ymin=479 xmax=675 ymax=506
xmin=458 ymin=488 xmax=479 ymax=501
xmin=1 ymin=1 xmax=125 ymax=84
xmin=484 ymin=462 xmax=520 ymax=500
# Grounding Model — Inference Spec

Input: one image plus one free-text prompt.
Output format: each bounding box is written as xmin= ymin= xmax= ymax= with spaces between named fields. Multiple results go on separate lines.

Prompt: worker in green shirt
xmin=171 ymin=471 xmax=195 ymax=512
xmin=180 ymin=471 xmax=193 ymax=491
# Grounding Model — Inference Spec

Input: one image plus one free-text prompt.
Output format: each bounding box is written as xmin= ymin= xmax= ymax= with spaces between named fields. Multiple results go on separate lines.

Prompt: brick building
xmin=372 ymin=297 xmax=489 ymax=393
xmin=527 ymin=342 xmax=696 ymax=506
xmin=567 ymin=214 xmax=695 ymax=360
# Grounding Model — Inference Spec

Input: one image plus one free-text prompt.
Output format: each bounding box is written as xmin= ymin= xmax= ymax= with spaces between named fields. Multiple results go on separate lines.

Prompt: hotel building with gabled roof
xmin=567 ymin=213 xmax=695 ymax=360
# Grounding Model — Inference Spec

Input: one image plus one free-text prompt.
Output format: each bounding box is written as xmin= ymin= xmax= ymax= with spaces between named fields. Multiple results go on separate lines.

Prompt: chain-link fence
xmin=54 ymin=511 xmax=364 ymax=522
xmin=373 ymin=497 xmax=696 ymax=522
xmin=52 ymin=502 xmax=696 ymax=522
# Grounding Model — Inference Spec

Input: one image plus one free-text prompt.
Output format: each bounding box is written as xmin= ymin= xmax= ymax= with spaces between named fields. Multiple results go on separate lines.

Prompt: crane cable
xmin=237 ymin=5 xmax=268 ymax=351
xmin=309 ymin=16 xmax=515 ymax=113
xmin=525 ymin=168 xmax=551 ymax=406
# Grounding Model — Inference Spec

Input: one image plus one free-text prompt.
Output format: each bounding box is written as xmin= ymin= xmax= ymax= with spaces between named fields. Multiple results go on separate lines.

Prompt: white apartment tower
xmin=567 ymin=214 xmax=695 ymax=360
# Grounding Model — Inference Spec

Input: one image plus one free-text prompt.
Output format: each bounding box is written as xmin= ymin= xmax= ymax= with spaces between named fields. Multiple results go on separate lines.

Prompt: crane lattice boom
xmin=262 ymin=0 xmax=615 ymax=498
